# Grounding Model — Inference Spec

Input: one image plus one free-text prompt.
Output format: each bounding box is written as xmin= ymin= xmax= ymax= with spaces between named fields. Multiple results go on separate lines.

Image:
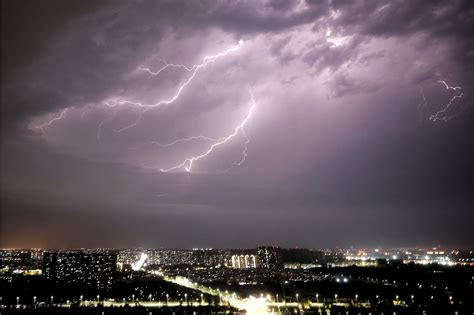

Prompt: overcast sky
xmin=1 ymin=0 xmax=473 ymax=249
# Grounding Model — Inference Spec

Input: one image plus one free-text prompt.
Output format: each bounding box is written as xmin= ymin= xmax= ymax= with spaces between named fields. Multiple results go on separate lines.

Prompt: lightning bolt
xmin=97 ymin=110 xmax=118 ymax=140
xmin=34 ymin=41 xmax=244 ymax=135
xmin=417 ymin=86 xmax=427 ymax=123
xmin=437 ymin=80 xmax=462 ymax=91
xmin=429 ymin=93 xmax=463 ymax=122
xmin=35 ymin=108 xmax=69 ymax=135
xmin=429 ymin=80 xmax=463 ymax=122
xmin=159 ymin=89 xmax=256 ymax=173
xmin=104 ymin=40 xmax=244 ymax=132
xmin=31 ymin=40 xmax=255 ymax=173
xmin=224 ymin=127 xmax=250 ymax=173
xmin=137 ymin=62 xmax=195 ymax=76
xmin=150 ymin=135 xmax=226 ymax=147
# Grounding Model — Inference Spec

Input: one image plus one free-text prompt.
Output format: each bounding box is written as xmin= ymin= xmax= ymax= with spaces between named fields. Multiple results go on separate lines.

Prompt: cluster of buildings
xmin=42 ymin=251 xmax=116 ymax=291
xmin=0 ymin=249 xmax=43 ymax=270
xmin=117 ymin=246 xmax=319 ymax=270
xmin=1 ymin=246 xmax=472 ymax=293
xmin=332 ymin=247 xmax=474 ymax=266
xmin=119 ymin=248 xmax=223 ymax=268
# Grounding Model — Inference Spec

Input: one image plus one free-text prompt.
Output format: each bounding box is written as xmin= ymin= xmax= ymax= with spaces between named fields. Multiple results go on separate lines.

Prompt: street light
xmin=132 ymin=294 xmax=135 ymax=303
xmin=50 ymin=296 xmax=54 ymax=305
xmin=80 ymin=295 xmax=83 ymax=304
xmin=97 ymin=295 xmax=100 ymax=303
xmin=16 ymin=296 xmax=19 ymax=306
xmin=33 ymin=296 xmax=36 ymax=304
xmin=184 ymin=293 xmax=187 ymax=305
xmin=166 ymin=293 xmax=169 ymax=305
xmin=334 ymin=294 xmax=338 ymax=303
xmin=276 ymin=294 xmax=279 ymax=303
xmin=149 ymin=294 xmax=152 ymax=302
xmin=315 ymin=293 xmax=319 ymax=303
xmin=200 ymin=293 xmax=204 ymax=305
xmin=296 ymin=293 xmax=299 ymax=303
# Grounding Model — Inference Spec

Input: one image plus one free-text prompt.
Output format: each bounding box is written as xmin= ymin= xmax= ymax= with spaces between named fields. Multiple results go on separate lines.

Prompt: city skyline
xmin=2 ymin=246 xmax=472 ymax=313
xmin=1 ymin=0 xmax=473 ymax=249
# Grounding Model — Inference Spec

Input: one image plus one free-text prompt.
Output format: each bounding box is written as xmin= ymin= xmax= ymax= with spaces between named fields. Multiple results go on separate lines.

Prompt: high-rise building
xmin=231 ymin=254 xmax=257 ymax=269
xmin=256 ymin=246 xmax=283 ymax=269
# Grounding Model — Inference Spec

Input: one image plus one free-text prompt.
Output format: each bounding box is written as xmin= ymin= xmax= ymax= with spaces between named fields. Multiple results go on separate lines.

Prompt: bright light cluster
xmin=131 ymin=253 xmax=148 ymax=271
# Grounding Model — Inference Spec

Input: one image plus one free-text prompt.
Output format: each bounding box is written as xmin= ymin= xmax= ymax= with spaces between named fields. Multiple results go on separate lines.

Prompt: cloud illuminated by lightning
xmin=160 ymin=89 xmax=256 ymax=173
xmin=31 ymin=40 xmax=255 ymax=173
xmin=34 ymin=41 xmax=244 ymax=135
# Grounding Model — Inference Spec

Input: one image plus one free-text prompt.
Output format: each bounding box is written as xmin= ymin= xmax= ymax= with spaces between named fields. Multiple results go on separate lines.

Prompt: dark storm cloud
xmin=330 ymin=0 xmax=474 ymax=38
xmin=2 ymin=0 xmax=473 ymax=123
xmin=2 ymin=0 xmax=324 ymax=127
xmin=326 ymin=71 xmax=380 ymax=97
xmin=1 ymin=0 xmax=473 ymax=248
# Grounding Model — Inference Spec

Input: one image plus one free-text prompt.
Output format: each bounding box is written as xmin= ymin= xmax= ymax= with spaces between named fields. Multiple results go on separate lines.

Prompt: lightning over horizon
xmin=3 ymin=0 xmax=474 ymax=255
xmin=33 ymin=40 xmax=254 ymax=173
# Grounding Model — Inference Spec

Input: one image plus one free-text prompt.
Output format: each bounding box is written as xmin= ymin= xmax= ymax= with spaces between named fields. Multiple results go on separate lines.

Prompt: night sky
xmin=1 ymin=0 xmax=473 ymax=249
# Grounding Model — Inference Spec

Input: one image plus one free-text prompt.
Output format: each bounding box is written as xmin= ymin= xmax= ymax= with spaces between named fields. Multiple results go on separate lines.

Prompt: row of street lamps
xmin=4 ymin=292 xmax=449 ymax=307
